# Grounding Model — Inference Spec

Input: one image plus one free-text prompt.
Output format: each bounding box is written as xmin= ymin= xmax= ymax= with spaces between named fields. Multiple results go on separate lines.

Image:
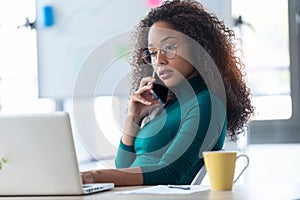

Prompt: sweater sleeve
xmin=115 ymin=139 xmax=136 ymax=168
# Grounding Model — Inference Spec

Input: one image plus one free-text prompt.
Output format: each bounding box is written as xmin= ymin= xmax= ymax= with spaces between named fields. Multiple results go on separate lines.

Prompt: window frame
xmin=248 ymin=0 xmax=300 ymax=144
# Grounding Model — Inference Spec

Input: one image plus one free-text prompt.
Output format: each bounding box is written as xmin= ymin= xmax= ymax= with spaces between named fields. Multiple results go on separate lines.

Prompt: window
xmin=232 ymin=0 xmax=300 ymax=143
xmin=232 ymin=0 xmax=291 ymax=120
xmin=0 ymin=0 xmax=55 ymax=114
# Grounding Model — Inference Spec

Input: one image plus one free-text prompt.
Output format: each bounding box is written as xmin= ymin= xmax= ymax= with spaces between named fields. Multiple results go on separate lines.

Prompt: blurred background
xmin=1 ymin=0 xmax=300 ymax=184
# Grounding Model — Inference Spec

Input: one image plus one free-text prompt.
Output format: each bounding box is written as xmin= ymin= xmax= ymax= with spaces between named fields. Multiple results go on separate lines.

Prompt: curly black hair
xmin=128 ymin=0 xmax=254 ymax=138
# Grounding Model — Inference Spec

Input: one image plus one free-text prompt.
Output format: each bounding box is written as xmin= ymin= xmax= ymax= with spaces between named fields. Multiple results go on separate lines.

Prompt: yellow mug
xmin=203 ymin=151 xmax=249 ymax=190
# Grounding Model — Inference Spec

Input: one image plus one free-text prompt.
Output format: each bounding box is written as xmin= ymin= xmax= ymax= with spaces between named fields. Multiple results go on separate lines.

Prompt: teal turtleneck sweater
xmin=115 ymin=76 xmax=226 ymax=185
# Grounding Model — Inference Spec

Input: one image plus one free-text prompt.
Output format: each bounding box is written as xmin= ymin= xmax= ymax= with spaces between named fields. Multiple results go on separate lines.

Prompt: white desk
xmin=0 ymin=184 xmax=299 ymax=200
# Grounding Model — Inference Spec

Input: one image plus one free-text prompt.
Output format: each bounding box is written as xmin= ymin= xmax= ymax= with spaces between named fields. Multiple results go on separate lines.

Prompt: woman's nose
xmin=155 ymin=50 xmax=168 ymax=65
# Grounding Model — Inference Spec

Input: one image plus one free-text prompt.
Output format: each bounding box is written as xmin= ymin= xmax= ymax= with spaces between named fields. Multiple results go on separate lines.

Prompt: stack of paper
xmin=116 ymin=185 xmax=211 ymax=195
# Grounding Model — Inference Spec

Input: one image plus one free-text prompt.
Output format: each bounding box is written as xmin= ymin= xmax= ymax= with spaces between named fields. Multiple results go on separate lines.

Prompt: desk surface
xmin=0 ymin=184 xmax=299 ymax=200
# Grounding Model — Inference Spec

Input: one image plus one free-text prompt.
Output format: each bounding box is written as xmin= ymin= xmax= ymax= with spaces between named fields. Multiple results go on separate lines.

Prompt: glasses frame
xmin=142 ymin=44 xmax=178 ymax=65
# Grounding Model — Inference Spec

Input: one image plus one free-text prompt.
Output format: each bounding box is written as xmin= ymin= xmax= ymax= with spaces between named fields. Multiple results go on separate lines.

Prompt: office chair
xmin=191 ymin=165 xmax=207 ymax=185
xmin=190 ymin=148 xmax=226 ymax=185
xmin=190 ymin=137 xmax=246 ymax=186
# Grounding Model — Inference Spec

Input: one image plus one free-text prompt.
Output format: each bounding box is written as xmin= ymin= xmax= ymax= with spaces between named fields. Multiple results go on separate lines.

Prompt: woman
xmin=81 ymin=0 xmax=254 ymax=186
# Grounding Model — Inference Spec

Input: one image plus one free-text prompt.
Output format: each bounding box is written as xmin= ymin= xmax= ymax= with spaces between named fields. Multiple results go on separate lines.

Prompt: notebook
xmin=0 ymin=112 xmax=114 ymax=196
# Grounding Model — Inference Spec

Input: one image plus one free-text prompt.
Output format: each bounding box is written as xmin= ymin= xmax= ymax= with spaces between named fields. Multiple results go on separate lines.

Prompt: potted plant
xmin=0 ymin=158 xmax=7 ymax=171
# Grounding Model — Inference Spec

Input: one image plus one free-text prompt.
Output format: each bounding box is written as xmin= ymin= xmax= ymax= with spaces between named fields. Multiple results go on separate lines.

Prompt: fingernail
xmin=147 ymin=82 xmax=152 ymax=86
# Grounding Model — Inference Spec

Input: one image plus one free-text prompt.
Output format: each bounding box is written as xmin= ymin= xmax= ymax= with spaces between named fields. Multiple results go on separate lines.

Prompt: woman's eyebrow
xmin=161 ymin=36 xmax=178 ymax=43
xmin=148 ymin=36 xmax=178 ymax=47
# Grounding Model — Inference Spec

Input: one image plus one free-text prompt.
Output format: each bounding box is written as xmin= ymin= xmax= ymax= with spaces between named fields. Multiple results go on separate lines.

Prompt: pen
xmin=167 ymin=185 xmax=191 ymax=190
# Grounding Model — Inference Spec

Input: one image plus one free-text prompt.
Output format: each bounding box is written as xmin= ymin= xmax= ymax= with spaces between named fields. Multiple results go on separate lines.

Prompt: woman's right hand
xmin=127 ymin=76 xmax=157 ymax=124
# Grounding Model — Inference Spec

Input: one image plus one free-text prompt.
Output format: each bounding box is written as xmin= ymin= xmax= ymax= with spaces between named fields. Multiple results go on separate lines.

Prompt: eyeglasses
xmin=142 ymin=44 xmax=178 ymax=65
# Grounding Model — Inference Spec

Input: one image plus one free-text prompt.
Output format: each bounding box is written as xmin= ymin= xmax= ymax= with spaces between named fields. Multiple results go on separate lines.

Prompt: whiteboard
xmin=36 ymin=0 xmax=231 ymax=99
xmin=36 ymin=0 xmax=152 ymax=99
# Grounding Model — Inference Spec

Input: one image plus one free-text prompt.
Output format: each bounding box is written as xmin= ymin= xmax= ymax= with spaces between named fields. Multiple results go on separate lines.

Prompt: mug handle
xmin=233 ymin=154 xmax=249 ymax=183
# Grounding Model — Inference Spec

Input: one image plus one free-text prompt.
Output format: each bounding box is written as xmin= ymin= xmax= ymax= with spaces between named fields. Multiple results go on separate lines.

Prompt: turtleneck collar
xmin=164 ymin=75 xmax=208 ymax=107
xmin=171 ymin=75 xmax=207 ymax=97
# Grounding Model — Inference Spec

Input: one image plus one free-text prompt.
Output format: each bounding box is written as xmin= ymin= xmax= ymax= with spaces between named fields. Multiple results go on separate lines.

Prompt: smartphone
xmin=149 ymin=71 xmax=169 ymax=106
xmin=150 ymin=83 xmax=169 ymax=106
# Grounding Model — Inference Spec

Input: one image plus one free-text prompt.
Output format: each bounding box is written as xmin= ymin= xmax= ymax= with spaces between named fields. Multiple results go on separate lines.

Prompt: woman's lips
xmin=159 ymin=69 xmax=173 ymax=79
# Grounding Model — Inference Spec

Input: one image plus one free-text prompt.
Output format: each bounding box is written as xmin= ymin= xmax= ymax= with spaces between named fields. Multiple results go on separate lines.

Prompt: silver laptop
xmin=0 ymin=112 xmax=114 ymax=196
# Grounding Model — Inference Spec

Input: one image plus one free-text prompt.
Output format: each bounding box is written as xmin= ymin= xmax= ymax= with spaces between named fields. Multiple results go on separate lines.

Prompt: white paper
xmin=115 ymin=185 xmax=211 ymax=195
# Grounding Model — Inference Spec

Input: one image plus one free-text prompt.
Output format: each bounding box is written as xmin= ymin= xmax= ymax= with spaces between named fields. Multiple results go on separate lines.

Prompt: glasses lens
xmin=164 ymin=44 xmax=177 ymax=59
xmin=142 ymin=49 xmax=152 ymax=65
